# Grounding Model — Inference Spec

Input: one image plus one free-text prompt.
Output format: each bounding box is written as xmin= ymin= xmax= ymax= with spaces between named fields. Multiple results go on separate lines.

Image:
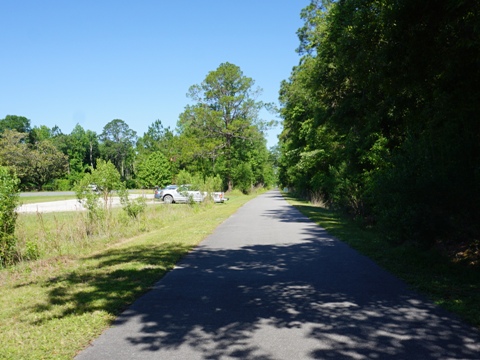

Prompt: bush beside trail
xmin=0 ymin=166 xmax=20 ymax=267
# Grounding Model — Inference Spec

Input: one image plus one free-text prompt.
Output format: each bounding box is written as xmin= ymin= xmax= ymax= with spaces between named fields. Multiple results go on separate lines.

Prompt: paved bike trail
xmin=76 ymin=190 xmax=480 ymax=359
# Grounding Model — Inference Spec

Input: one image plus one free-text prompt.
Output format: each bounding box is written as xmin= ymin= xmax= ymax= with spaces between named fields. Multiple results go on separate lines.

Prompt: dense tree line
xmin=278 ymin=0 xmax=480 ymax=248
xmin=0 ymin=64 xmax=276 ymax=193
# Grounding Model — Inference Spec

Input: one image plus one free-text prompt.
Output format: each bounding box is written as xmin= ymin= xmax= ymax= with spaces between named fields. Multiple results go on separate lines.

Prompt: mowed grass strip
xmin=19 ymin=194 xmax=78 ymax=204
xmin=0 ymin=191 xmax=259 ymax=359
xmin=284 ymin=194 xmax=480 ymax=330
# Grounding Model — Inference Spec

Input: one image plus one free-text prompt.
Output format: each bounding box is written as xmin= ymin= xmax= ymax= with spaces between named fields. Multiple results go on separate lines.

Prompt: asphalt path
xmin=76 ymin=190 xmax=480 ymax=359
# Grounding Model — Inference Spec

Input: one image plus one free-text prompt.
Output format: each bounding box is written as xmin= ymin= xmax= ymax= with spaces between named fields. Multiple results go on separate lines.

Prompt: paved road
xmin=19 ymin=191 xmax=76 ymax=197
xmin=17 ymin=194 xmax=155 ymax=213
xmin=76 ymin=190 xmax=480 ymax=359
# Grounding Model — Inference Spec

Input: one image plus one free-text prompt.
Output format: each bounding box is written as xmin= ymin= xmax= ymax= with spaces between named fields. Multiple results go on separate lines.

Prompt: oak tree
xmin=178 ymin=62 xmax=273 ymax=191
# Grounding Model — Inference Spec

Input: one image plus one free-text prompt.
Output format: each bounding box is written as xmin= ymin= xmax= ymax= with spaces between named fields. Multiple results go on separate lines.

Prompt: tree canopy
xmin=0 ymin=115 xmax=31 ymax=134
xmin=178 ymin=62 xmax=275 ymax=191
xmin=0 ymin=130 xmax=68 ymax=190
xmin=0 ymin=70 xmax=275 ymax=193
xmin=99 ymin=119 xmax=137 ymax=181
xmin=278 ymin=0 xmax=480 ymax=247
xmin=136 ymin=151 xmax=172 ymax=189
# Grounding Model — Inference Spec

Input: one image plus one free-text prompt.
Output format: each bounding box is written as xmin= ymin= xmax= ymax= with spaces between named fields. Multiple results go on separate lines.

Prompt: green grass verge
xmin=19 ymin=195 xmax=78 ymax=204
xmin=1 ymin=190 xmax=260 ymax=359
xmin=283 ymin=194 xmax=480 ymax=330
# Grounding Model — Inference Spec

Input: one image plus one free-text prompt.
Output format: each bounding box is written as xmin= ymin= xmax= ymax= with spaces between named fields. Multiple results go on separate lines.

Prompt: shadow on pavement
xmin=107 ymin=229 xmax=480 ymax=359
xmin=75 ymin=191 xmax=480 ymax=359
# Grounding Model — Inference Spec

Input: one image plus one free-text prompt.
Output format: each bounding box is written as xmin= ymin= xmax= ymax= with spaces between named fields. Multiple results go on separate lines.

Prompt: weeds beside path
xmin=0 ymin=191 xmax=259 ymax=359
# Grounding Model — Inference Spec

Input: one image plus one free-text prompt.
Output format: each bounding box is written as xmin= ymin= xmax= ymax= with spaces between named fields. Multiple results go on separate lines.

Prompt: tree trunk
xmin=89 ymin=141 xmax=94 ymax=167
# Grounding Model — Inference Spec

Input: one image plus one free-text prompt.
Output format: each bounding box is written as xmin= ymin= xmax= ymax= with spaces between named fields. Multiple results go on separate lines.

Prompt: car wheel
xmin=163 ymin=195 xmax=174 ymax=204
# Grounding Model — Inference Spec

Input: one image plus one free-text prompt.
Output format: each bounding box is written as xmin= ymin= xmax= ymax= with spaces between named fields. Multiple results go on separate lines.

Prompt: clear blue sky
xmin=0 ymin=1 xmax=309 ymax=148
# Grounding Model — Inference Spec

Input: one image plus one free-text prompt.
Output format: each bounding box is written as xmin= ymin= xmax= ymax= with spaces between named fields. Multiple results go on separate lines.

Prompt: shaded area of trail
xmin=77 ymin=190 xmax=480 ymax=359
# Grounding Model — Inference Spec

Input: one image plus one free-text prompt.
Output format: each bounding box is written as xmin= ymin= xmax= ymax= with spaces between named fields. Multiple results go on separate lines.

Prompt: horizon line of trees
xmin=278 ymin=0 xmax=480 ymax=249
xmin=0 ymin=63 xmax=278 ymax=194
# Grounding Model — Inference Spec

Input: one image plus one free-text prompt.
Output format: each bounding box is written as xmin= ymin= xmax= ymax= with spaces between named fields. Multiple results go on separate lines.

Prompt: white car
xmin=154 ymin=184 xmax=178 ymax=199
xmin=158 ymin=185 xmax=227 ymax=204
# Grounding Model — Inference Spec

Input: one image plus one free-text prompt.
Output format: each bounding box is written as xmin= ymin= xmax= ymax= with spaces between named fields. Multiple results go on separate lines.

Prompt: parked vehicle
xmin=157 ymin=185 xmax=227 ymax=204
xmin=154 ymin=185 xmax=178 ymax=199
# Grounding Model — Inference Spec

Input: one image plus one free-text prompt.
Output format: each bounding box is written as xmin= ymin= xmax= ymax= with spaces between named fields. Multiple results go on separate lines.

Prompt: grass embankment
xmin=1 ymin=191 xmax=259 ymax=359
xmin=284 ymin=194 xmax=480 ymax=330
xmin=19 ymin=195 xmax=77 ymax=204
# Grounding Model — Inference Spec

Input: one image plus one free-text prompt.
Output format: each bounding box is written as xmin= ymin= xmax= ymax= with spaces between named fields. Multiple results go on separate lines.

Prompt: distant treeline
xmin=0 ymin=64 xmax=277 ymax=193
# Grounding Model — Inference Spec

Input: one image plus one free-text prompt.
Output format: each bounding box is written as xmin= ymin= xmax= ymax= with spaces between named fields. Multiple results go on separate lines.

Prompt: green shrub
xmin=23 ymin=240 xmax=40 ymax=261
xmin=125 ymin=179 xmax=138 ymax=189
xmin=176 ymin=169 xmax=192 ymax=186
xmin=75 ymin=160 xmax=124 ymax=232
xmin=54 ymin=178 xmax=71 ymax=191
xmin=41 ymin=182 xmax=56 ymax=191
xmin=0 ymin=166 xmax=20 ymax=266
xmin=204 ymin=175 xmax=223 ymax=192
xmin=136 ymin=151 xmax=171 ymax=188
xmin=119 ymin=189 xmax=147 ymax=219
